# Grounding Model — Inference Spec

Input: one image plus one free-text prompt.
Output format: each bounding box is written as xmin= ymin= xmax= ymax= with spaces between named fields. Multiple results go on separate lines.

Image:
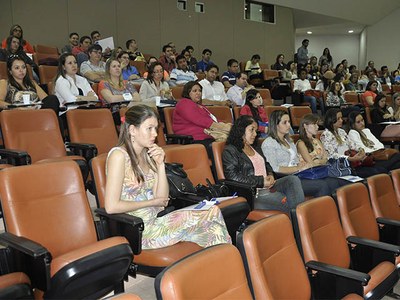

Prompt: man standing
xmin=297 ymin=39 xmax=309 ymax=67
xmin=80 ymin=44 xmax=106 ymax=83
xmin=199 ymin=64 xmax=231 ymax=106
xmin=196 ymin=49 xmax=213 ymax=73
xmin=159 ymin=44 xmax=177 ymax=73
xmin=221 ymin=59 xmax=240 ymax=88
xmin=170 ymin=55 xmax=198 ymax=85
xmin=227 ymin=72 xmax=254 ymax=106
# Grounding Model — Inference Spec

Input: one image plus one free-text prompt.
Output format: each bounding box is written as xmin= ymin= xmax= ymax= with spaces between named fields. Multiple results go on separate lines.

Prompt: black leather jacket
xmin=222 ymin=144 xmax=274 ymax=188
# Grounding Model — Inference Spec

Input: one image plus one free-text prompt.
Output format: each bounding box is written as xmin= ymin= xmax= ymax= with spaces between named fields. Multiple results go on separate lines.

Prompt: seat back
xmin=0 ymin=61 xmax=7 ymax=80
xmin=1 ymin=109 xmax=66 ymax=163
xmin=264 ymin=106 xmax=288 ymax=120
xmin=206 ymin=106 xmax=233 ymax=124
xmin=155 ymin=244 xmax=253 ymax=300
xmin=90 ymin=153 xmax=108 ymax=208
xmin=67 ymin=109 xmax=119 ymax=155
xmin=171 ymin=86 xmax=184 ymax=100
xmin=163 ymin=107 xmax=175 ymax=134
xmin=343 ymin=93 xmax=359 ymax=105
xmin=211 ymin=141 xmax=226 ymax=180
xmin=289 ymin=106 xmax=312 ymax=128
xmin=130 ymin=60 xmax=146 ymax=76
xmin=262 ymin=69 xmax=279 ymax=80
xmin=0 ymin=161 xmax=97 ymax=257
xmin=33 ymin=53 xmax=59 ymax=66
xmin=367 ymin=174 xmax=400 ymax=220
xmin=164 ymin=144 xmax=213 ymax=185
xmin=38 ymin=65 xmax=58 ymax=85
xmin=258 ymin=89 xmax=273 ymax=106
xmin=295 ymin=196 xmax=350 ymax=268
xmin=336 ymin=183 xmax=380 ymax=241
xmin=237 ymin=214 xmax=311 ymax=300
xmin=35 ymin=44 xmax=59 ymax=55
xmin=390 ymin=169 xmax=400 ymax=206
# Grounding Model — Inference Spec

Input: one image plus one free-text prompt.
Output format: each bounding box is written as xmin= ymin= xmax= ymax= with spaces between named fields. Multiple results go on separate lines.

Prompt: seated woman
xmin=98 ymin=58 xmax=140 ymax=105
xmin=0 ymin=35 xmax=38 ymax=81
xmin=105 ymin=104 xmax=231 ymax=249
xmin=222 ymin=115 xmax=304 ymax=213
xmin=173 ymin=81 xmax=231 ymax=154
xmin=326 ymin=81 xmax=360 ymax=117
xmin=272 ymin=54 xmax=286 ymax=72
xmin=392 ymin=92 xmax=400 ymax=121
xmin=1 ymin=25 xmax=34 ymax=54
xmin=142 ymin=57 xmax=170 ymax=81
xmin=139 ymin=62 xmax=173 ymax=104
xmin=370 ymin=93 xmax=400 ymax=138
xmin=296 ymin=113 xmax=328 ymax=166
xmin=361 ymin=80 xmax=379 ymax=107
xmin=117 ymin=51 xmax=141 ymax=81
xmin=282 ymin=61 xmax=297 ymax=81
xmin=344 ymin=72 xmax=361 ymax=92
xmin=239 ymin=89 xmax=268 ymax=137
xmin=245 ymin=54 xmax=263 ymax=80
xmin=54 ymin=53 xmax=98 ymax=107
xmin=320 ymin=108 xmax=387 ymax=178
xmin=347 ymin=111 xmax=400 ymax=171
xmin=0 ymin=56 xmax=59 ymax=114
xmin=261 ymin=110 xmax=342 ymax=197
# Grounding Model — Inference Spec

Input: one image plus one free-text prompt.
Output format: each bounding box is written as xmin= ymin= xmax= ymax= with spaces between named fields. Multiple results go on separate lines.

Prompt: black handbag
xmin=165 ymin=163 xmax=197 ymax=198
xmin=195 ymin=178 xmax=230 ymax=200
xmin=327 ymin=157 xmax=352 ymax=177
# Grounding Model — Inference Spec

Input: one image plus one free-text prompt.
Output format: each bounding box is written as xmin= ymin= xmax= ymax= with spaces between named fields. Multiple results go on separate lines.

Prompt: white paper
xmin=97 ymin=37 xmax=114 ymax=51
xmin=379 ymin=121 xmax=400 ymax=125
xmin=178 ymin=200 xmax=217 ymax=211
xmin=281 ymin=103 xmax=294 ymax=108
xmin=339 ymin=175 xmax=364 ymax=182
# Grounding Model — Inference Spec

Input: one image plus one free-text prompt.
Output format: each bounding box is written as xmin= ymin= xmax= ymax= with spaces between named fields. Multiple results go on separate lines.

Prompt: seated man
xmin=126 ymin=39 xmax=145 ymax=61
xmin=227 ymin=72 xmax=254 ymax=106
xmin=221 ymin=59 xmax=239 ymax=88
xmin=80 ymin=44 xmax=106 ymax=83
xmin=159 ymin=44 xmax=177 ymax=74
xmin=293 ymin=68 xmax=323 ymax=114
xmin=196 ymin=49 xmax=213 ymax=73
xmin=170 ymin=55 xmax=198 ymax=86
xmin=61 ymin=32 xmax=79 ymax=54
xmin=199 ymin=64 xmax=231 ymax=106
xmin=91 ymin=30 xmax=111 ymax=56
xmin=72 ymin=36 xmax=92 ymax=67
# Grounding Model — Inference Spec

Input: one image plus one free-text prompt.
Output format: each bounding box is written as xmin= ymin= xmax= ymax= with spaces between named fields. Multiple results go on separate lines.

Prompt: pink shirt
xmin=173 ymin=98 xmax=216 ymax=140
xmin=247 ymin=148 xmax=267 ymax=177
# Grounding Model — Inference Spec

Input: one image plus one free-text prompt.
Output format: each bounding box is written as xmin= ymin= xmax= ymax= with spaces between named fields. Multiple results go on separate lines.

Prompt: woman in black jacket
xmin=222 ymin=115 xmax=305 ymax=213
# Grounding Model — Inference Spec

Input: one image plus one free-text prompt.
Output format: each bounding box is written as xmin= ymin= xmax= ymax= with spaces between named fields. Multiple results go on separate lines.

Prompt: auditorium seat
xmin=154 ymin=244 xmax=253 ymax=300
xmin=0 ymin=272 xmax=33 ymax=299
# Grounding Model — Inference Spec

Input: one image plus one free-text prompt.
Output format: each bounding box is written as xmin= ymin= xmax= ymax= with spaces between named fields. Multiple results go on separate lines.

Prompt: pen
xmin=232 ymin=192 xmax=238 ymax=197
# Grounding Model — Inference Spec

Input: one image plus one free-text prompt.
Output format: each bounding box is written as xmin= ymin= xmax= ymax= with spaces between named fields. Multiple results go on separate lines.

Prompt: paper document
xmin=339 ymin=175 xmax=364 ymax=182
xmin=97 ymin=37 xmax=114 ymax=50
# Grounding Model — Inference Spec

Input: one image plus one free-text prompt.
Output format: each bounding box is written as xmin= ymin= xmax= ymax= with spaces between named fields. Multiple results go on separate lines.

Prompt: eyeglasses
xmin=13 ymin=28 xmax=22 ymax=32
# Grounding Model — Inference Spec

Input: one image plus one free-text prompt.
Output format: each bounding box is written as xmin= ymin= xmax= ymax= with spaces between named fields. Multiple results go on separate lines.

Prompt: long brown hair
xmin=299 ymin=114 xmax=320 ymax=152
xmin=118 ymin=105 xmax=159 ymax=183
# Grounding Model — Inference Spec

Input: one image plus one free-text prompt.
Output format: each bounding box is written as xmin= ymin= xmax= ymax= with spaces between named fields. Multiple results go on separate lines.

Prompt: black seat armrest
xmin=165 ymin=134 xmax=194 ymax=145
xmin=0 ymin=149 xmax=31 ymax=165
xmin=376 ymin=217 xmax=400 ymax=228
xmin=306 ymin=260 xmax=370 ymax=285
xmin=66 ymin=143 xmax=98 ymax=161
xmin=347 ymin=236 xmax=400 ymax=255
xmin=95 ymin=208 xmax=144 ymax=255
xmin=0 ymin=232 xmax=51 ymax=291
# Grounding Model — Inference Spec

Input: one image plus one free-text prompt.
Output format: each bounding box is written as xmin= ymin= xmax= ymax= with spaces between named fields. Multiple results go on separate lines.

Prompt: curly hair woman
xmin=222 ymin=115 xmax=304 ymax=213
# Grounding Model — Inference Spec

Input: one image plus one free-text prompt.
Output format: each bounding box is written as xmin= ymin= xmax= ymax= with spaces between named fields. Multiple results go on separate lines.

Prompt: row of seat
xmin=156 ymin=170 xmax=400 ymax=299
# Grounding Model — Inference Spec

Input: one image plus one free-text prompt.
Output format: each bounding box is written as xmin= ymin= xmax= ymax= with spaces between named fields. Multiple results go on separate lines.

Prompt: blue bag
xmin=327 ymin=158 xmax=352 ymax=177
xmin=295 ymin=165 xmax=329 ymax=180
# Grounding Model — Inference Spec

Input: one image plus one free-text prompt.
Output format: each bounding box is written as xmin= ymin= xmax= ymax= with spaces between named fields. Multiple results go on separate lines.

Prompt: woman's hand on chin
xmin=147 ymin=144 xmax=165 ymax=165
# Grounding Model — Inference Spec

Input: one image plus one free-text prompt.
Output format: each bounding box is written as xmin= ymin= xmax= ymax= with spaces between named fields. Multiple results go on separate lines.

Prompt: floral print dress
xmin=107 ymin=147 xmax=231 ymax=249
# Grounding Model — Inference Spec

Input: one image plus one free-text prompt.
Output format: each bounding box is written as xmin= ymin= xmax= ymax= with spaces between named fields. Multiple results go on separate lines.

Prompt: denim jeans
xmin=254 ymin=175 xmax=304 ymax=213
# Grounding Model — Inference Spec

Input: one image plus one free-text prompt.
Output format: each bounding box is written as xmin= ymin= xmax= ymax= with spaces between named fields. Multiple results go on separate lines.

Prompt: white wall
xmin=364 ymin=7 xmax=400 ymax=71
xmin=295 ymin=34 xmax=360 ymax=68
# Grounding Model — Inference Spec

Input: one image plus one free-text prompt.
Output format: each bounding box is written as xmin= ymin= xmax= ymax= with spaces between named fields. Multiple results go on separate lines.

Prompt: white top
xmin=169 ymin=68 xmax=197 ymax=85
xmin=226 ymin=85 xmax=245 ymax=106
xmin=139 ymin=80 xmax=170 ymax=104
xmin=55 ymin=74 xmax=97 ymax=105
xmin=293 ymin=78 xmax=312 ymax=92
xmin=199 ymin=79 xmax=228 ymax=101
xmin=348 ymin=128 xmax=384 ymax=153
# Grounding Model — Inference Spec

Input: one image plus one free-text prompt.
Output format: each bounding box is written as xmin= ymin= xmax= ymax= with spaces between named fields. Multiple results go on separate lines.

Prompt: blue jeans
xmin=254 ymin=175 xmax=304 ymax=213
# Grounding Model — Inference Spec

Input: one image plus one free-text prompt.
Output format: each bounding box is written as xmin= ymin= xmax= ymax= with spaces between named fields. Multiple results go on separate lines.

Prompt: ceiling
xmin=258 ymin=0 xmax=400 ymax=35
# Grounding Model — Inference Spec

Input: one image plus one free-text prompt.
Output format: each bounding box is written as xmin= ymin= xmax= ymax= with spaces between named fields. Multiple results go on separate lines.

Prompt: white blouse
xmin=55 ymin=74 xmax=97 ymax=105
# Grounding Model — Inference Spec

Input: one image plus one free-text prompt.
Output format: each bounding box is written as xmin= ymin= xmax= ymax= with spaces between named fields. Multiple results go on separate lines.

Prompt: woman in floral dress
xmin=105 ymin=104 xmax=231 ymax=249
